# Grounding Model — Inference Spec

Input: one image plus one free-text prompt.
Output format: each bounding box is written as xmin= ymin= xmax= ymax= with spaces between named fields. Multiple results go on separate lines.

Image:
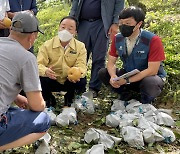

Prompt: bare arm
xmin=107 ymin=55 xmax=124 ymax=88
xmin=14 ymin=94 xmax=28 ymax=109
xmin=129 ymin=61 xmax=161 ymax=83
xmin=107 ymin=55 xmax=118 ymax=77
xmin=107 ymin=56 xmax=161 ymax=88
xmin=108 ymin=24 xmax=119 ymax=41
xmin=7 ymin=12 xmax=16 ymax=19
xmin=25 ymin=91 xmax=46 ymax=111
xmin=112 ymin=61 xmax=160 ymax=88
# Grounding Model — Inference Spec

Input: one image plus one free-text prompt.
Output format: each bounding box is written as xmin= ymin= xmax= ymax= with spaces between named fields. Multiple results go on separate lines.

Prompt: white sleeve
xmin=6 ymin=0 xmax=10 ymax=11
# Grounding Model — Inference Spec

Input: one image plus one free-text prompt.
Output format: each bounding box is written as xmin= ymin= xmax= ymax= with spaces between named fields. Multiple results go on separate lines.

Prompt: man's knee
xmin=33 ymin=112 xmax=51 ymax=132
xmin=75 ymin=77 xmax=87 ymax=93
xmin=98 ymin=68 xmax=110 ymax=85
xmin=140 ymin=76 xmax=164 ymax=97
xmin=140 ymin=76 xmax=165 ymax=103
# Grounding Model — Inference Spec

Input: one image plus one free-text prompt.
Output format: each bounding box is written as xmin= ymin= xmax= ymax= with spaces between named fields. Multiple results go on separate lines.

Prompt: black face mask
xmin=119 ymin=24 xmax=135 ymax=37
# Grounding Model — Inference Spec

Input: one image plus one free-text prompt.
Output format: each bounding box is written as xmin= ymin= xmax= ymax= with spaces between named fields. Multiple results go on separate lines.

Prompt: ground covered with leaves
xmin=2 ymin=0 xmax=179 ymax=153
xmin=3 ymin=85 xmax=180 ymax=154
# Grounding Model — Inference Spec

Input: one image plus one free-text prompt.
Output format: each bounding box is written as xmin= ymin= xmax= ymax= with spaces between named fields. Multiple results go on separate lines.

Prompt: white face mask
xmin=58 ymin=29 xmax=73 ymax=42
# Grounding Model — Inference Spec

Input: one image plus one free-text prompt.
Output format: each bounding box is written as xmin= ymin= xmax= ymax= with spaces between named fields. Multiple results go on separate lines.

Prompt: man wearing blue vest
xmin=70 ymin=0 xmax=125 ymax=97
xmin=98 ymin=6 xmax=166 ymax=104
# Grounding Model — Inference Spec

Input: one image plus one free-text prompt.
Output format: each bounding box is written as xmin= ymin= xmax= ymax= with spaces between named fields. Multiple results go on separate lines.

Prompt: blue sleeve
xmin=69 ymin=0 xmax=79 ymax=16
xmin=31 ymin=0 xmax=38 ymax=15
xmin=113 ymin=0 xmax=125 ymax=24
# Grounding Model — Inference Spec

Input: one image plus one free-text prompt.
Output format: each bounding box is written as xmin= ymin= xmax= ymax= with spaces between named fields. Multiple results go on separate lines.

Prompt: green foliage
xmin=142 ymin=0 xmax=180 ymax=105
xmin=4 ymin=1 xmax=179 ymax=154
xmin=34 ymin=1 xmax=69 ymax=54
xmin=146 ymin=12 xmax=180 ymax=74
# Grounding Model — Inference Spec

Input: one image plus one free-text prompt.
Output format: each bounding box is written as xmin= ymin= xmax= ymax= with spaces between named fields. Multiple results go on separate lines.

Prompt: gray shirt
xmin=0 ymin=37 xmax=41 ymax=115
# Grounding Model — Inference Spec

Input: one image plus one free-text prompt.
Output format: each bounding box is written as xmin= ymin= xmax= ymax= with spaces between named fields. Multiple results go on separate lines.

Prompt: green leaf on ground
xmin=175 ymin=121 xmax=180 ymax=127
xmin=68 ymin=142 xmax=82 ymax=150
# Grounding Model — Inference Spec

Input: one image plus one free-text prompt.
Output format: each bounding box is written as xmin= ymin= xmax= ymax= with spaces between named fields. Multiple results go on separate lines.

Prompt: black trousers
xmin=0 ymin=29 xmax=9 ymax=37
xmin=98 ymin=68 xmax=165 ymax=104
xmin=40 ymin=77 xmax=87 ymax=106
xmin=77 ymin=19 xmax=108 ymax=91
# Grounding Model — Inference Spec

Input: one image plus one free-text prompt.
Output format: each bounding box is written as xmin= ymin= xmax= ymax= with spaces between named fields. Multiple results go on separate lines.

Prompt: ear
xmin=74 ymin=30 xmax=77 ymax=35
xmin=26 ymin=34 xmax=31 ymax=42
xmin=72 ymin=30 xmax=77 ymax=38
xmin=28 ymin=33 xmax=35 ymax=42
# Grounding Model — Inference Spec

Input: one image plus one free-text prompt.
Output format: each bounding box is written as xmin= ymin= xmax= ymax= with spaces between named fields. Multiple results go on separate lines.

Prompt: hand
xmin=15 ymin=94 xmax=28 ymax=109
xmin=116 ymin=78 xmax=127 ymax=86
xmin=110 ymin=75 xmax=120 ymax=88
xmin=27 ymin=10 xmax=34 ymax=15
xmin=0 ymin=20 xmax=6 ymax=29
xmin=67 ymin=77 xmax=80 ymax=83
xmin=45 ymin=66 xmax=57 ymax=80
xmin=108 ymin=24 xmax=119 ymax=41
xmin=110 ymin=76 xmax=126 ymax=88
xmin=7 ymin=12 xmax=16 ymax=19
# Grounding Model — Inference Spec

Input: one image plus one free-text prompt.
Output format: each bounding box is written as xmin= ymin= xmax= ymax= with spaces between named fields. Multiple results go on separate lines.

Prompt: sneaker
xmin=89 ymin=88 xmax=98 ymax=98
xmin=35 ymin=139 xmax=50 ymax=154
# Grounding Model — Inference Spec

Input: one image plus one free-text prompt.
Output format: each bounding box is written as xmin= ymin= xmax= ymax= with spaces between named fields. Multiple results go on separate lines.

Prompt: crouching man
xmin=98 ymin=6 xmax=166 ymax=104
xmin=37 ymin=16 xmax=87 ymax=107
xmin=0 ymin=12 xmax=50 ymax=151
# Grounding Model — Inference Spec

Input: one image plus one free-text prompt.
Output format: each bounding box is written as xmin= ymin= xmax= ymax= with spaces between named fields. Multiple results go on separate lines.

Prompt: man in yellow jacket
xmin=37 ymin=16 xmax=87 ymax=107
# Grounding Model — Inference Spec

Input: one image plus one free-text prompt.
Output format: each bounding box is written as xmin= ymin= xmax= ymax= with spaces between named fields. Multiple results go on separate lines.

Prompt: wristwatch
xmin=125 ymin=77 xmax=130 ymax=84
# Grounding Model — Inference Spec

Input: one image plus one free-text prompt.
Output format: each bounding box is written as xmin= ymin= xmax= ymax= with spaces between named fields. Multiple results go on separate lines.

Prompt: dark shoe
xmin=119 ymin=91 xmax=132 ymax=101
xmin=33 ymin=140 xmax=41 ymax=150
xmin=89 ymin=88 xmax=98 ymax=98
xmin=141 ymin=93 xmax=155 ymax=104
xmin=46 ymin=95 xmax=57 ymax=108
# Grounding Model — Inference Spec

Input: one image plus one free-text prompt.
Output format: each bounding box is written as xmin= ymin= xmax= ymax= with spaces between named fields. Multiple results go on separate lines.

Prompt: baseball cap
xmin=11 ymin=11 xmax=44 ymax=34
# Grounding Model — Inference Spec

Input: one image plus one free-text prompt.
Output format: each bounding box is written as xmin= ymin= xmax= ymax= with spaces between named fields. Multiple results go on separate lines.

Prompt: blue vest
xmin=115 ymin=30 xmax=166 ymax=78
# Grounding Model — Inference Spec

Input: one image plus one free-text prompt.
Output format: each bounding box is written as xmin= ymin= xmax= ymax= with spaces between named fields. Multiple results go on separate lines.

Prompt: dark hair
xmin=60 ymin=16 xmax=79 ymax=30
xmin=119 ymin=6 xmax=145 ymax=27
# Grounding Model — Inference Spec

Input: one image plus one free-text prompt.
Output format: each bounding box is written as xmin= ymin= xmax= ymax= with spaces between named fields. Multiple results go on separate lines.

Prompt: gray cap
xmin=11 ymin=11 xmax=43 ymax=34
